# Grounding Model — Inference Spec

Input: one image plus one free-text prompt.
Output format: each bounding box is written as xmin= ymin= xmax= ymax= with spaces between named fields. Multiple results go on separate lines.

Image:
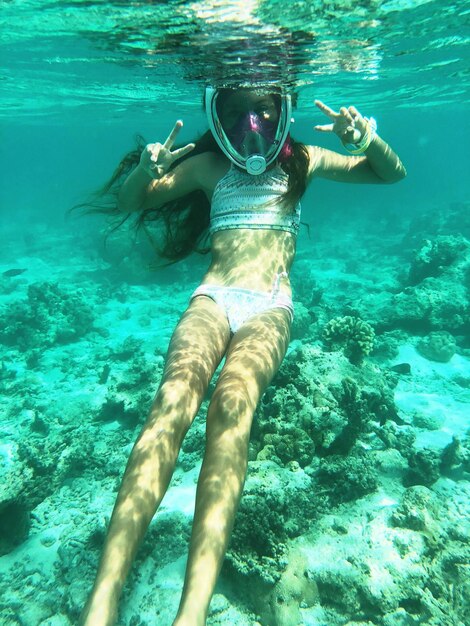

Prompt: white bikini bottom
xmin=190 ymin=274 xmax=294 ymax=334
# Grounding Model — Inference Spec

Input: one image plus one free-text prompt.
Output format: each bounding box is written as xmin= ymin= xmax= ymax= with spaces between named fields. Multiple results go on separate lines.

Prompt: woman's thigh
xmin=206 ymin=307 xmax=291 ymax=441
xmin=146 ymin=295 xmax=231 ymax=431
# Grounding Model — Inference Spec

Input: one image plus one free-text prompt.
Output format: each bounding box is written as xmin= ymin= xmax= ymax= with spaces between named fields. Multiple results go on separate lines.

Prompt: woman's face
xmin=219 ymin=90 xmax=279 ymax=131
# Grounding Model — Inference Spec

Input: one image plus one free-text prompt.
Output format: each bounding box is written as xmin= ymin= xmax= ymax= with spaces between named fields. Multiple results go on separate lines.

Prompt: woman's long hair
xmin=77 ymin=125 xmax=310 ymax=265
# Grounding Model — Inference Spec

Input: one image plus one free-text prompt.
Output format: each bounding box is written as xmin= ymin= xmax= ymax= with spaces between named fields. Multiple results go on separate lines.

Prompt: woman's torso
xmin=199 ymin=154 xmax=299 ymax=296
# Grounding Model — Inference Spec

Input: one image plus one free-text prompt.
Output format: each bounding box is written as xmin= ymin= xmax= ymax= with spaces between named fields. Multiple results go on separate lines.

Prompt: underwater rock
xmin=0 ymin=459 xmax=39 ymax=555
xmin=390 ymin=362 xmax=411 ymax=374
xmin=407 ymin=235 xmax=468 ymax=286
xmin=0 ymin=496 xmax=30 ymax=556
xmin=403 ymin=448 xmax=441 ymax=488
xmin=255 ymin=545 xmax=319 ymax=626
xmin=381 ymin=607 xmax=422 ymax=625
xmin=416 ymin=330 xmax=457 ymax=362
xmin=391 ymin=485 xmax=441 ymax=533
xmin=412 ymin=411 xmax=444 ymax=431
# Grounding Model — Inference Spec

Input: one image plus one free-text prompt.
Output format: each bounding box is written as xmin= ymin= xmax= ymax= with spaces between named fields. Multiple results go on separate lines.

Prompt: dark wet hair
xmin=77 ymin=94 xmax=309 ymax=265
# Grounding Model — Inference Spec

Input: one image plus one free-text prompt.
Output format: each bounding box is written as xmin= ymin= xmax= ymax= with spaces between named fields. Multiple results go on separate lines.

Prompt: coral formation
xmin=416 ymin=330 xmax=457 ymax=362
xmin=290 ymin=300 xmax=311 ymax=339
xmin=317 ymin=451 xmax=379 ymax=503
xmin=440 ymin=434 xmax=470 ymax=480
xmin=362 ymin=234 xmax=470 ymax=335
xmin=322 ymin=315 xmax=375 ymax=364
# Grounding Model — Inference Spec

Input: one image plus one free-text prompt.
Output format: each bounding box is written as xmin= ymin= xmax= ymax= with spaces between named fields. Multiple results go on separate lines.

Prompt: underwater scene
xmin=0 ymin=1 xmax=469 ymax=625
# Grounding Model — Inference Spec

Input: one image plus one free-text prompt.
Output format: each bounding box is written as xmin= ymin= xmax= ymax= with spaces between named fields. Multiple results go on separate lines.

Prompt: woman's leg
xmin=173 ymin=308 xmax=291 ymax=626
xmin=80 ymin=297 xmax=230 ymax=626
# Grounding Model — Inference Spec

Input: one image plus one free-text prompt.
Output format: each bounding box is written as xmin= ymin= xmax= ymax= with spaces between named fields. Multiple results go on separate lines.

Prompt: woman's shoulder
xmin=195 ymin=151 xmax=231 ymax=194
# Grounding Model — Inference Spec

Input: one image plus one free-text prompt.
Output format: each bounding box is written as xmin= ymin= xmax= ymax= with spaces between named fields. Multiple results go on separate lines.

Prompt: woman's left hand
xmin=314 ymin=99 xmax=367 ymax=145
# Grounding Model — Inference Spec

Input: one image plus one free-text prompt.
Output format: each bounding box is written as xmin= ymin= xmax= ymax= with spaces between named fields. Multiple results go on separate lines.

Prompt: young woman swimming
xmin=79 ymin=85 xmax=406 ymax=626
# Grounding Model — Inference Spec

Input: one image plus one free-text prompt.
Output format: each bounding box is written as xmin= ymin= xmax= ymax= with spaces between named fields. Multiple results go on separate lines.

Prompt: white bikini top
xmin=209 ymin=164 xmax=301 ymax=236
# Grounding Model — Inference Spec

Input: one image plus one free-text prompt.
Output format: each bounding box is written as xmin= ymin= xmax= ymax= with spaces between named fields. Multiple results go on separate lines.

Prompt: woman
xmin=79 ymin=86 xmax=406 ymax=626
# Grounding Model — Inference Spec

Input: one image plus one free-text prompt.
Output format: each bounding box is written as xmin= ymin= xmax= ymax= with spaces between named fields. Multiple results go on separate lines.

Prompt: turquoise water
xmin=1 ymin=1 xmax=469 ymax=625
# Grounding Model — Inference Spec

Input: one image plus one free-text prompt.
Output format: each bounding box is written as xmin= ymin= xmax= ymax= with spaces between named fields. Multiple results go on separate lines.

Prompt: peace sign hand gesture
xmin=140 ymin=120 xmax=196 ymax=179
xmin=314 ymin=100 xmax=368 ymax=145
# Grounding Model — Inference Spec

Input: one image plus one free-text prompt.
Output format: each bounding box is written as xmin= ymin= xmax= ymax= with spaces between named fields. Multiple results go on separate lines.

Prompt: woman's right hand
xmin=139 ymin=120 xmax=196 ymax=179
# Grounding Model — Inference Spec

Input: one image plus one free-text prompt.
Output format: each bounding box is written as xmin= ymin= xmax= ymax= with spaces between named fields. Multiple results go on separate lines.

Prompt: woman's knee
xmin=157 ymin=376 xmax=206 ymax=415
xmin=139 ymin=379 xmax=200 ymax=442
xmin=206 ymin=382 xmax=256 ymax=438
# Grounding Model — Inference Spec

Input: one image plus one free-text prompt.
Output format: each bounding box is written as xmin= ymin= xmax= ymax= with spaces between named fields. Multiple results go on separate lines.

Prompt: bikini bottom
xmin=190 ymin=278 xmax=294 ymax=335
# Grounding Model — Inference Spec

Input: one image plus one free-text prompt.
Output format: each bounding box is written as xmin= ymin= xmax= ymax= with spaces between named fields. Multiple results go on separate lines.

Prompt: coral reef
xmin=0 ymin=282 xmax=95 ymax=350
xmin=367 ymin=235 xmax=470 ymax=335
xmin=240 ymin=545 xmax=319 ymax=626
xmin=440 ymin=434 xmax=470 ymax=481
xmin=402 ymin=448 xmax=442 ymax=488
xmin=94 ymin=336 xmax=163 ymax=428
xmin=391 ymin=485 xmax=441 ymax=533
xmin=253 ymin=345 xmax=399 ymax=467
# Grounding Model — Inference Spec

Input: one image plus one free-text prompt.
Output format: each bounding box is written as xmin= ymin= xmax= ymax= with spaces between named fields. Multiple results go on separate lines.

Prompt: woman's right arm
xmin=117 ymin=153 xmax=213 ymax=212
xmin=117 ymin=120 xmax=204 ymax=213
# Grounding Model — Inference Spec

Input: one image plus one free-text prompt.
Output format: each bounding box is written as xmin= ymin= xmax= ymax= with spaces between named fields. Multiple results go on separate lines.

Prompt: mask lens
xmin=225 ymin=111 xmax=277 ymax=155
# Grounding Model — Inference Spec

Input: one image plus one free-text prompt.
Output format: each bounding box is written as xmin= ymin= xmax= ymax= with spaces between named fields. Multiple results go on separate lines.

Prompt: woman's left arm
xmin=307 ymin=100 xmax=407 ymax=185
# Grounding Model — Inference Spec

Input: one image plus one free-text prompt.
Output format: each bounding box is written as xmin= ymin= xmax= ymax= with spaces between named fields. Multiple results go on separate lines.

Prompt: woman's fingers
xmin=314 ymin=123 xmax=335 ymax=132
xmin=148 ymin=143 xmax=161 ymax=162
xmin=163 ymin=119 xmax=183 ymax=150
xmin=162 ymin=120 xmax=195 ymax=162
xmin=340 ymin=106 xmax=355 ymax=124
xmin=314 ymin=99 xmax=337 ymax=120
xmin=171 ymin=143 xmax=196 ymax=160
xmin=314 ymin=101 xmax=366 ymax=142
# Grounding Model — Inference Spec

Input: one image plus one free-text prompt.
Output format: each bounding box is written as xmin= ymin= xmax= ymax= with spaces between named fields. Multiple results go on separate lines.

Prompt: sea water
xmin=0 ymin=1 xmax=469 ymax=625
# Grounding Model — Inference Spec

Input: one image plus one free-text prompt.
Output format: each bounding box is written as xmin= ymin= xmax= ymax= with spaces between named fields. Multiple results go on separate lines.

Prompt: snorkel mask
xmin=205 ymin=86 xmax=292 ymax=175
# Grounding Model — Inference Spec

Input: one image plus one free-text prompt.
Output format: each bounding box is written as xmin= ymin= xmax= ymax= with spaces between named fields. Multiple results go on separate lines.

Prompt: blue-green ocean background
xmin=1 ymin=1 xmax=470 ymax=626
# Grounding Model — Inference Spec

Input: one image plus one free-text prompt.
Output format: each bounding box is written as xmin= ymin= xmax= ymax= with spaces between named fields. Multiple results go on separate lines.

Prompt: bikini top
xmin=209 ymin=164 xmax=301 ymax=236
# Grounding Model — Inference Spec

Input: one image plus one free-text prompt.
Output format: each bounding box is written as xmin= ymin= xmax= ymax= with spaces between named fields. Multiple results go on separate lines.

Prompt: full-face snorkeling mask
xmin=205 ymin=86 xmax=292 ymax=175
